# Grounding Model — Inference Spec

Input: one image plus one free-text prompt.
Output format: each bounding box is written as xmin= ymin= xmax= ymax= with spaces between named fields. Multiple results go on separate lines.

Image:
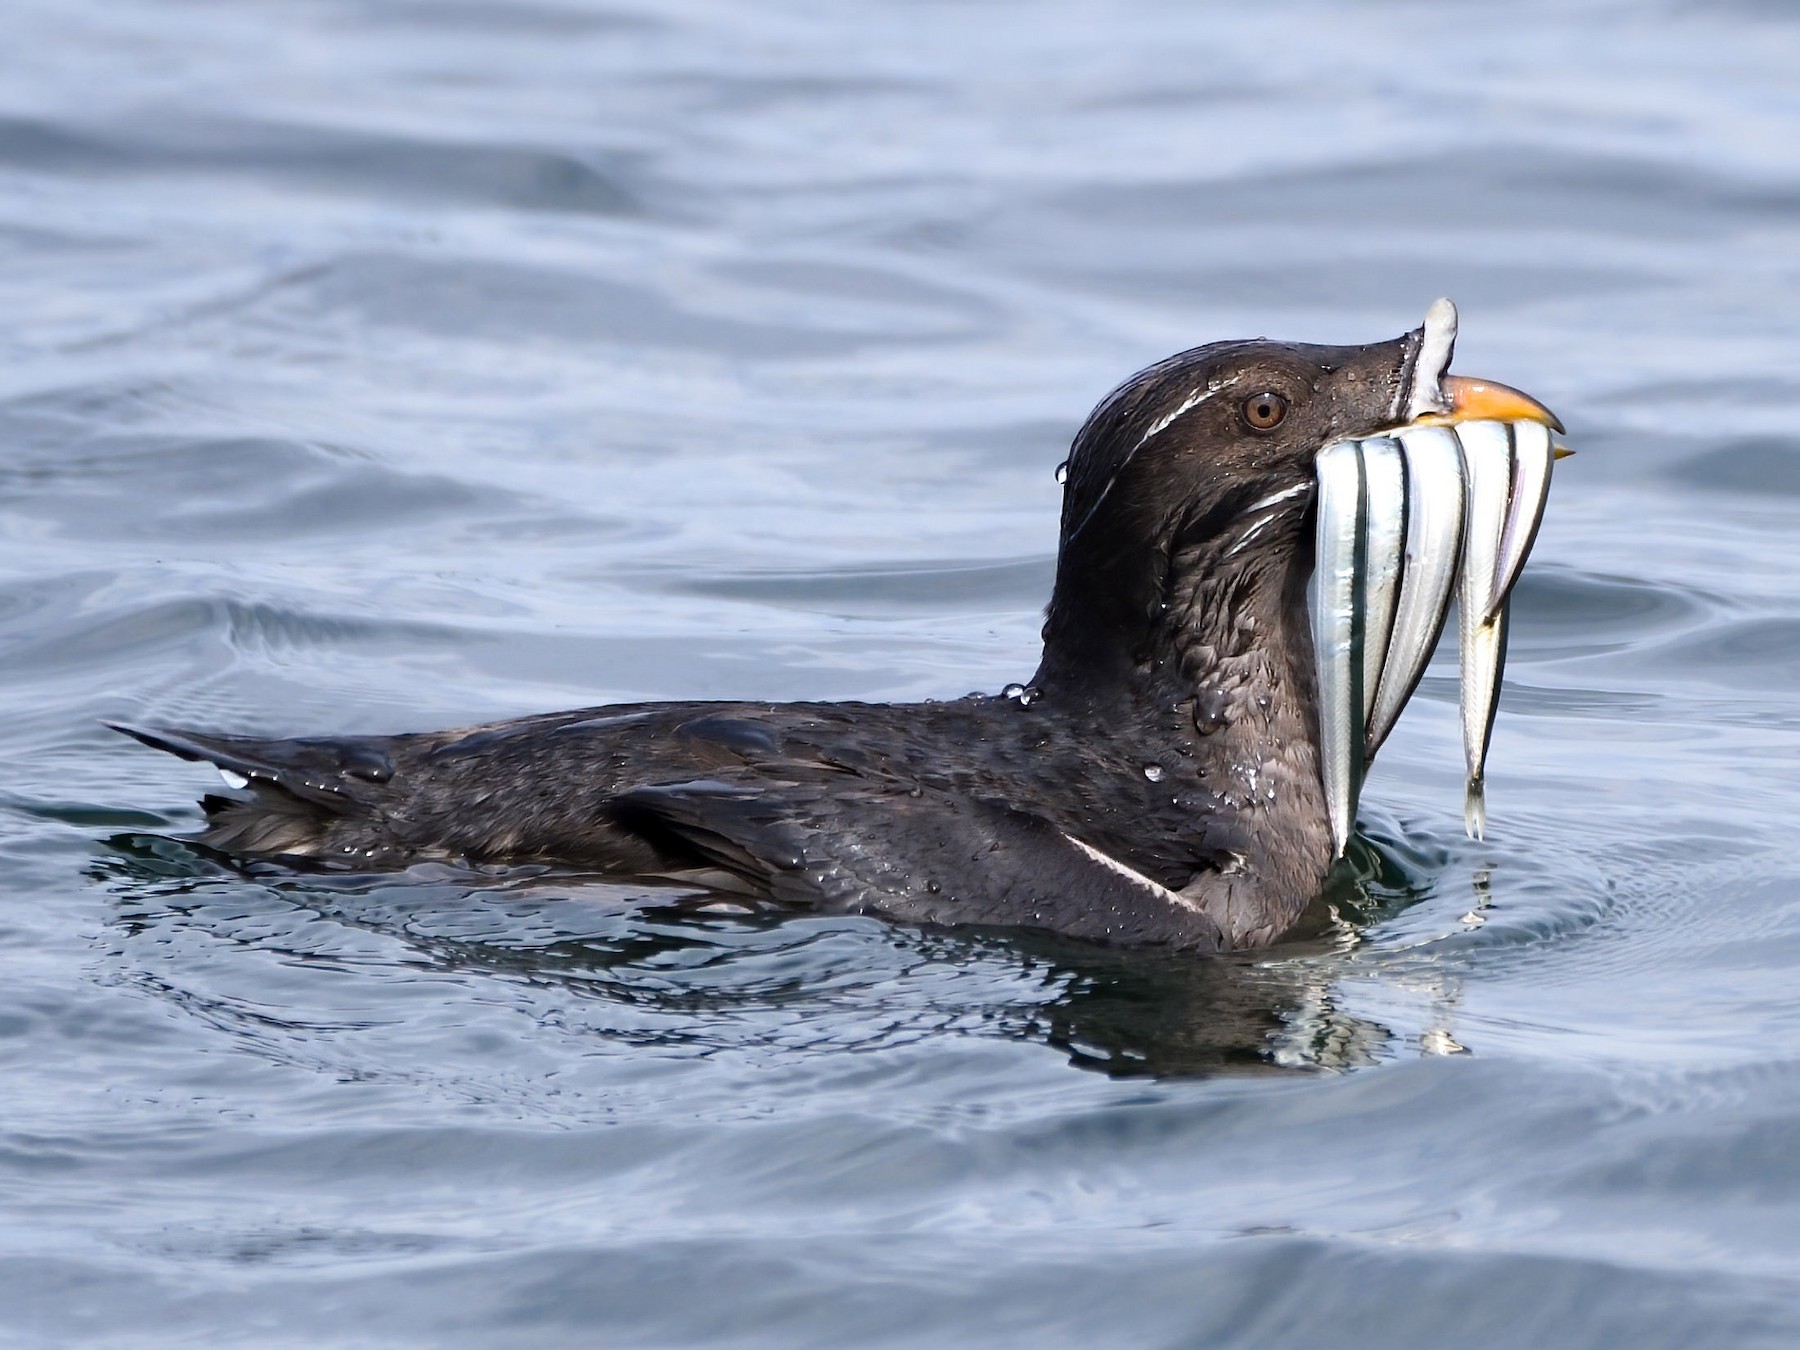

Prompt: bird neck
xmin=1034 ymin=509 xmax=1316 ymax=716
xmin=1030 ymin=515 xmax=1332 ymax=945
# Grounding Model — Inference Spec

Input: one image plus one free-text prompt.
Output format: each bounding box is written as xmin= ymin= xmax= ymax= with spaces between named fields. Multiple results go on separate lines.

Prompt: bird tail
xmin=108 ymin=722 xmax=377 ymax=858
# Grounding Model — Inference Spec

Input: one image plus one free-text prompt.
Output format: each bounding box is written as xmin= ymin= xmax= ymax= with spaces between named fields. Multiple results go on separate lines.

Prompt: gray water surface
xmin=6 ymin=2 xmax=1800 ymax=1347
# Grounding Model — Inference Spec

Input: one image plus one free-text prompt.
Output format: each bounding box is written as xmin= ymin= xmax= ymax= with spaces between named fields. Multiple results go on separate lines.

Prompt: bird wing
xmin=614 ymin=775 xmax=1226 ymax=950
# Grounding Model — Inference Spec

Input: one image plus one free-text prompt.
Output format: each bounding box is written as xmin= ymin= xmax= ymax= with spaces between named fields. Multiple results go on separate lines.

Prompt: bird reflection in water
xmin=90 ymin=829 xmax=1483 ymax=1079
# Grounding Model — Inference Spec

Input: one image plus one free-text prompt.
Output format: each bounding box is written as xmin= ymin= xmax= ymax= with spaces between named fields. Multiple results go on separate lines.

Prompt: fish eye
xmin=1241 ymin=391 xmax=1289 ymax=432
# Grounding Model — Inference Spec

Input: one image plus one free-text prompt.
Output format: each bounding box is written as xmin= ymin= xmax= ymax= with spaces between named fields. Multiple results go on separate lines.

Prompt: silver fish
xmin=1489 ymin=418 xmax=1556 ymax=621
xmin=1454 ymin=420 xmax=1515 ymax=841
xmin=1365 ymin=425 xmax=1465 ymax=760
xmin=1357 ymin=437 xmax=1406 ymax=734
xmin=1310 ymin=439 xmax=1368 ymax=858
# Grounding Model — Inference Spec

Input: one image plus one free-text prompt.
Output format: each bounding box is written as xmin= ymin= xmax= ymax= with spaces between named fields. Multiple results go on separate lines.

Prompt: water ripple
xmin=4 ymin=0 xmax=1800 ymax=1345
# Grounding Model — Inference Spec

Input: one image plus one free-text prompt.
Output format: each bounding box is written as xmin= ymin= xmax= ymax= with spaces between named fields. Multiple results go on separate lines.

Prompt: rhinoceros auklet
xmin=116 ymin=299 xmax=1563 ymax=952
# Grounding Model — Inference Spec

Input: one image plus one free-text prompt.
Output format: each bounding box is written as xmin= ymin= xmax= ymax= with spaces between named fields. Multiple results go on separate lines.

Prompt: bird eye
xmin=1241 ymin=391 xmax=1289 ymax=431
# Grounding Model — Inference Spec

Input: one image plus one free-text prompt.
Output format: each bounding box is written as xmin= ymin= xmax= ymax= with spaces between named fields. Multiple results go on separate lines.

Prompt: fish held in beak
xmin=1309 ymin=440 xmax=1367 ymax=859
xmin=1309 ymin=300 xmax=1565 ymax=855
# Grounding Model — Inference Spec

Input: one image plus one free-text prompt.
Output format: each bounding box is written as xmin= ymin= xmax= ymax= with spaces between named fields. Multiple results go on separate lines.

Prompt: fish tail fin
xmin=1463 ymin=777 xmax=1487 ymax=841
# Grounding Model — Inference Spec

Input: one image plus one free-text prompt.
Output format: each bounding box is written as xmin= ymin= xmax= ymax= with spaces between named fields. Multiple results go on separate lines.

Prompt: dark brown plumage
xmin=117 ymin=318 xmax=1442 ymax=952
